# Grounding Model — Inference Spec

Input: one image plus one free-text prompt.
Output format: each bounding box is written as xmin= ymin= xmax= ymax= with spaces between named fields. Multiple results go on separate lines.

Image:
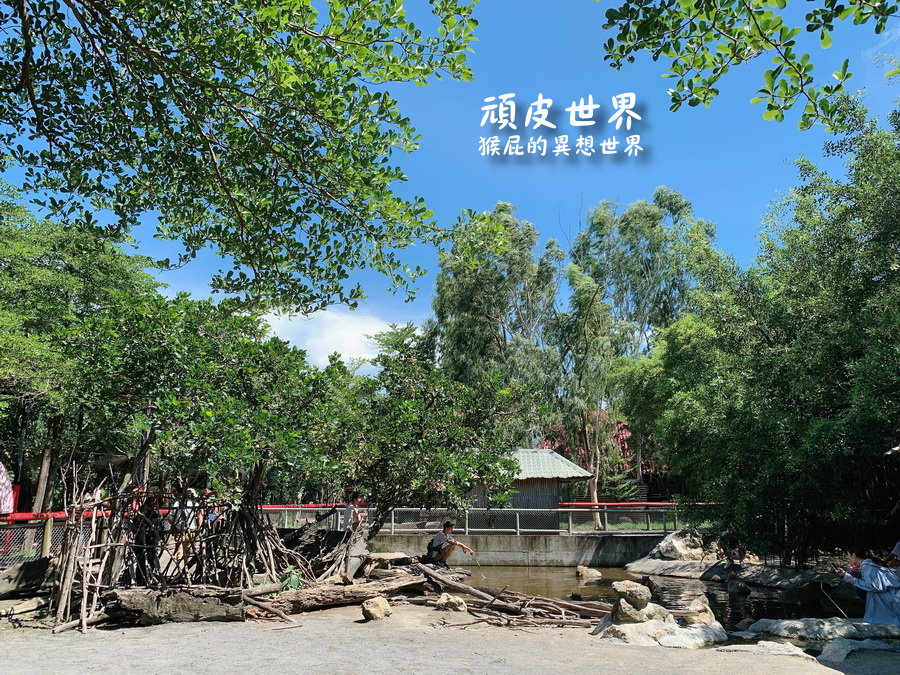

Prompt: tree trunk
xmin=344 ymin=527 xmax=371 ymax=579
xmin=14 ymin=397 xmax=32 ymax=486
xmin=32 ymin=415 xmax=63 ymax=512
xmin=271 ymin=575 xmax=426 ymax=614
xmin=635 ymin=435 xmax=643 ymax=484
xmin=579 ymin=412 xmax=602 ymax=530
xmin=101 ymin=588 xmax=246 ymax=625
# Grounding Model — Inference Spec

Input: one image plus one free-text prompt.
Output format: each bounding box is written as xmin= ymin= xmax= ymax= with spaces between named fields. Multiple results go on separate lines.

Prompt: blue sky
xmin=263 ymin=2 xmax=898 ymax=363
xmin=41 ymin=2 xmax=900 ymax=363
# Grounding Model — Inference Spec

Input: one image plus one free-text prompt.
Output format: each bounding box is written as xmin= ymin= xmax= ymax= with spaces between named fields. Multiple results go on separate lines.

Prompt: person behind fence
xmin=343 ymin=492 xmax=366 ymax=531
xmin=836 ymin=546 xmax=900 ymax=626
xmin=423 ymin=521 xmax=475 ymax=567
xmin=0 ymin=461 xmax=13 ymax=516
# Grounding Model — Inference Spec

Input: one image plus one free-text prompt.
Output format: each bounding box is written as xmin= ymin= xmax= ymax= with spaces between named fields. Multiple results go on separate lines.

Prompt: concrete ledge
xmin=373 ymin=533 xmax=664 ymax=567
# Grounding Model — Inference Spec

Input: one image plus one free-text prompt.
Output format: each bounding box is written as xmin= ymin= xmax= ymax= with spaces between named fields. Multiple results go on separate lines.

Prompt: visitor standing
xmin=343 ymin=492 xmax=366 ymax=531
xmin=837 ymin=546 xmax=900 ymax=625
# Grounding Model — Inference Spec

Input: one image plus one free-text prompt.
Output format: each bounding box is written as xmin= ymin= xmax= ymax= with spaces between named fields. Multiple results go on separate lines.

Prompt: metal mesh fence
xmin=380 ymin=507 xmax=678 ymax=534
xmin=2 ymin=505 xmax=680 ymax=569
xmin=262 ymin=507 xmax=342 ymax=531
xmin=0 ymin=521 xmax=70 ymax=568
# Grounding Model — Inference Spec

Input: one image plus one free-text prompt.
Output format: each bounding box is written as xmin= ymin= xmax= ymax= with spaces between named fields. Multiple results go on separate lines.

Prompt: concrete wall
xmin=373 ymin=533 xmax=664 ymax=567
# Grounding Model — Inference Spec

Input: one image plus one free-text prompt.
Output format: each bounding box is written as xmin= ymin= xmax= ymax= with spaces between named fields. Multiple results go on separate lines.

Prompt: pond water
xmin=464 ymin=565 xmax=851 ymax=627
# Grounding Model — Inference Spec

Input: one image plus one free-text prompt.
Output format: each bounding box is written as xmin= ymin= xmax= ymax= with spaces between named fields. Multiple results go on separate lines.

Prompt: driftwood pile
xmin=5 ymin=496 xmax=622 ymax=635
xmin=405 ymin=565 xmax=611 ymax=628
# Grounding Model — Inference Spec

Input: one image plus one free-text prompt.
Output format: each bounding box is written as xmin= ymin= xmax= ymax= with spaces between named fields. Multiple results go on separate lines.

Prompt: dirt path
xmin=0 ymin=604 xmax=849 ymax=674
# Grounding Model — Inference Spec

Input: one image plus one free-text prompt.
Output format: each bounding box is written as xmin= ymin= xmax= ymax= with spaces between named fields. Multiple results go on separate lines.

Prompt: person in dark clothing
xmin=422 ymin=521 xmax=474 ymax=568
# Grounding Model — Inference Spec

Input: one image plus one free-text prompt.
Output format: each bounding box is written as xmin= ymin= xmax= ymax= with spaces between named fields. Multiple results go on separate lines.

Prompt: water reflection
xmin=465 ymin=566 xmax=845 ymax=626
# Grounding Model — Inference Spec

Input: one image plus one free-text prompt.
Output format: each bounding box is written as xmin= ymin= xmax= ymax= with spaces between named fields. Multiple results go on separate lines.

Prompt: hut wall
xmin=511 ymin=478 xmax=558 ymax=530
xmin=509 ymin=478 xmax=558 ymax=509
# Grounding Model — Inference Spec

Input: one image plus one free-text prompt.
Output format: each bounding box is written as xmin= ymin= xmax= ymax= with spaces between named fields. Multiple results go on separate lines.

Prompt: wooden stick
xmin=415 ymin=565 xmax=523 ymax=615
xmin=443 ymin=618 xmax=489 ymax=628
xmin=262 ymin=623 xmax=305 ymax=631
xmin=242 ymin=594 xmax=295 ymax=623
xmin=52 ymin=612 xmax=109 ymax=634
xmin=484 ymin=585 xmax=509 ymax=610
xmin=244 ymin=582 xmax=285 ymax=598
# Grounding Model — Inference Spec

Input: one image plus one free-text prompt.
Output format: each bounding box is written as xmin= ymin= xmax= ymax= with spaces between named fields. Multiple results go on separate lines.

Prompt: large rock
xmin=818 ymin=638 xmax=900 ymax=663
xmin=434 ymin=593 xmax=467 ymax=612
xmin=600 ymin=619 xmax=679 ymax=646
xmin=657 ymin=622 xmax=727 ymax=649
xmin=361 ymin=596 xmax=392 ymax=621
xmin=716 ymin=640 xmax=815 ymax=660
xmin=612 ymin=598 xmax=646 ymax=623
xmin=611 ymin=598 xmax=673 ymax=624
xmin=682 ymin=595 xmax=715 ymax=626
xmin=611 ymin=580 xmax=651 ymax=609
xmin=596 ymin=618 xmax=726 ymax=648
xmin=642 ymin=602 xmax=674 ymax=623
xmin=748 ymin=617 xmax=900 ymax=641
xmin=576 ymin=565 xmax=603 ymax=582
xmin=647 ymin=528 xmax=705 ymax=561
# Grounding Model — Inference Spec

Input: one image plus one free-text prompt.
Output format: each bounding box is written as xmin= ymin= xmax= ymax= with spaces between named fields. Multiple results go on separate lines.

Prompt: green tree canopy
xmin=600 ymin=0 xmax=898 ymax=129
xmin=425 ymin=203 xmax=563 ymax=444
xmin=615 ymin=108 xmax=900 ymax=562
xmin=323 ymin=324 xmax=521 ymax=527
xmin=0 ymin=0 xmax=477 ymax=310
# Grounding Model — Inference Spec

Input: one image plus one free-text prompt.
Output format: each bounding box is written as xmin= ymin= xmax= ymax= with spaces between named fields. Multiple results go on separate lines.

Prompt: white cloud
xmin=265 ymin=309 xmax=392 ymax=366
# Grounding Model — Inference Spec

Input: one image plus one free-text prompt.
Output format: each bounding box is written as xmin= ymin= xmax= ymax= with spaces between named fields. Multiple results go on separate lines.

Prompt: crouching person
xmin=424 ymin=521 xmax=475 ymax=568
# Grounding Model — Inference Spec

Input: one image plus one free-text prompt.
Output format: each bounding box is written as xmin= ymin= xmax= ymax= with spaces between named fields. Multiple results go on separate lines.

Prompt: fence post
xmin=515 ymin=511 xmax=520 ymax=535
xmin=40 ymin=518 xmax=54 ymax=557
xmin=646 ymin=511 xmax=651 ymax=531
xmin=463 ymin=511 xmax=468 ymax=535
xmin=602 ymin=509 xmax=608 ymax=531
xmin=567 ymin=510 xmax=573 ymax=535
xmin=390 ymin=510 xmax=395 ymax=535
xmin=674 ymin=510 xmax=678 ymax=530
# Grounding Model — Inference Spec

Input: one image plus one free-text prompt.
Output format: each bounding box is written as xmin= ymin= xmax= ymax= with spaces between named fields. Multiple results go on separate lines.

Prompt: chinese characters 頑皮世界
xmin=478 ymin=92 xmax=644 ymax=158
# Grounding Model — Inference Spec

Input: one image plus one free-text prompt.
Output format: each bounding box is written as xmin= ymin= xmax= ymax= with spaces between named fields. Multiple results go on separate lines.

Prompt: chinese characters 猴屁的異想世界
xmin=478 ymin=92 xmax=643 ymax=159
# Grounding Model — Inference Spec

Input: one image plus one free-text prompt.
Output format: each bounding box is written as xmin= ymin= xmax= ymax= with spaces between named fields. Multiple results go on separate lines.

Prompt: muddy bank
xmin=0 ymin=604 xmax=841 ymax=674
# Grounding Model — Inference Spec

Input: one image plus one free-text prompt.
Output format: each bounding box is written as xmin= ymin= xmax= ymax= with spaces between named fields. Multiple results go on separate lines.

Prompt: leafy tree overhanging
xmin=0 ymin=0 xmax=477 ymax=310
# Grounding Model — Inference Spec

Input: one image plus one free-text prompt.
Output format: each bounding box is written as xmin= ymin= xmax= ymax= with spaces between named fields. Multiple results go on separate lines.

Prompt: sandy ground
xmin=4 ymin=603 xmax=888 ymax=675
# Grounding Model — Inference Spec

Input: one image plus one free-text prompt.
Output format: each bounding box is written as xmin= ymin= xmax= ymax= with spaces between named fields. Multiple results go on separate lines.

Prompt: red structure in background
xmin=539 ymin=410 xmax=669 ymax=499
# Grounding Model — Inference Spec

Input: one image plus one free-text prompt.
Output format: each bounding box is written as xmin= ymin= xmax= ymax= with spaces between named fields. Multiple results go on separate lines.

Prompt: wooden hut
xmin=473 ymin=449 xmax=591 ymax=532
xmin=508 ymin=448 xmax=591 ymax=508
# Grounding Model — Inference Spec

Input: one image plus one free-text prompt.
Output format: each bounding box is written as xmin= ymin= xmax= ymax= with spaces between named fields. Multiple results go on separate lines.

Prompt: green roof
xmin=511 ymin=448 xmax=592 ymax=481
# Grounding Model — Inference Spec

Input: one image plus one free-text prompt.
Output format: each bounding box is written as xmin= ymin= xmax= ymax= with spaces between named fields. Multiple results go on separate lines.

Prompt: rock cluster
xmin=593 ymin=581 xmax=726 ymax=649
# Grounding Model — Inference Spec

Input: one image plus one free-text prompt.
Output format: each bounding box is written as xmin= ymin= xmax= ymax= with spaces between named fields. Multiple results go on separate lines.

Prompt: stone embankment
xmin=627 ymin=530 xmax=900 ymax=666
xmin=626 ymin=529 xmax=848 ymax=593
